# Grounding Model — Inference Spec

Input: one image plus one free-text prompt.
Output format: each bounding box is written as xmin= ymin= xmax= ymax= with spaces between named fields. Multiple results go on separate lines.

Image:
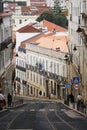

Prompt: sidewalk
xmin=0 ymin=98 xmax=25 ymax=113
xmin=61 ymin=100 xmax=87 ymax=118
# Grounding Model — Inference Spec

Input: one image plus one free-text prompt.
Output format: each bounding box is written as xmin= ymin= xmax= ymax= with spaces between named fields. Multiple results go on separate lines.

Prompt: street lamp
xmin=64 ymin=53 xmax=72 ymax=98
xmin=76 ymin=26 xmax=87 ymax=47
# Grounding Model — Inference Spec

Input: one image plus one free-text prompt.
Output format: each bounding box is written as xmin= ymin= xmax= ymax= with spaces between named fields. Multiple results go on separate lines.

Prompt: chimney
xmin=0 ymin=0 xmax=3 ymax=13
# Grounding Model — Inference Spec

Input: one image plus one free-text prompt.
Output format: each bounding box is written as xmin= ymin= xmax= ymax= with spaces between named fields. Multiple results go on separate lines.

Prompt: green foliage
xmin=53 ymin=14 xmax=68 ymax=28
xmin=36 ymin=1 xmax=68 ymax=28
xmin=36 ymin=11 xmax=68 ymax=29
xmin=36 ymin=12 xmax=54 ymax=22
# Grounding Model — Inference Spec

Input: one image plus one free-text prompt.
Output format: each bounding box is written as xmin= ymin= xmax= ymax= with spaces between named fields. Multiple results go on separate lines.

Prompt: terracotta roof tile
xmin=0 ymin=12 xmax=12 ymax=17
xmin=21 ymin=32 xmax=68 ymax=53
xmin=42 ymin=20 xmax=67 ymax=32
xmin=17 ymin=23 xmax=41 ymax=33
xmin=36 ymin=35 xmax=68 ymax=53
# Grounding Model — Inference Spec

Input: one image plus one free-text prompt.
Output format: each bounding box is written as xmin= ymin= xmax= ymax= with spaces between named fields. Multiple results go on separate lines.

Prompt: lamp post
xmin=76 ymin=26 xmax=87 ymax=47
xmin=64 ymin=53 xmax=72 ymax=93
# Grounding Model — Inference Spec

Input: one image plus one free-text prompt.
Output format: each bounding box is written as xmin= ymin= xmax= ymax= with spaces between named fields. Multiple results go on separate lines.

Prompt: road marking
xmin=30 ymin=109 xmax=35 ymax=111
xmin=64 ymin=110 xmax=84 ymax=118
xmin=29 ymin=109 xmax=55 ymax=112
xmin=49 ymin=109 xmax=55 ymax=111
xmin=61 ymin=109 xmax=83 ymax=118
xmin=9 ymin=129 xmax=33 ymax=130
xmin=38 ymin=109 xmax=45 ymax=111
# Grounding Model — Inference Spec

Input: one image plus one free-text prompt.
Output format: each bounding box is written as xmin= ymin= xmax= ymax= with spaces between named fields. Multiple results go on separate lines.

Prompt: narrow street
xmin=0 ymin=98 xmax=87 ymax=130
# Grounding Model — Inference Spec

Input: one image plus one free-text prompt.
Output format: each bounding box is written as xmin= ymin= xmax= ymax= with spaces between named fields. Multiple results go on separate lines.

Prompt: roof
xmin=21 ymin=31 xmax=68 ymax=53
xmin=15 ymin=19 xmax=68 ymax=53
xmin=21 ymin=33 xmax=44 ymax=47
xmin=0 ymin=12 xmax=12 ymax=17
xmin=36 ymin=35 xmax=68 ymax=53
xmin=42 ymin=20 xmax=67 ymax=32
xmin=17 ymin=23 xmax=41 ymax=33
xmin=13 ymin=19 xmax=37 ymax=31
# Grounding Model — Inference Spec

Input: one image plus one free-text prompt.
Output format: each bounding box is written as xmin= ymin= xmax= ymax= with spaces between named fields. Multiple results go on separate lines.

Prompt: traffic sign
xmin=73 ymin=84 xmax=79 ymax=90
xmin=65 ymin=83 xmax=71 ymax=88
xmin=72 ymin=77 xmax=80 ymax=84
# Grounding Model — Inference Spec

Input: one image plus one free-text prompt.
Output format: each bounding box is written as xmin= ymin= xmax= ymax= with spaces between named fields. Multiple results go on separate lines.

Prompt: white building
xmin=0 ymin=1 xmax=14 ymax=97
xmin=15 ymin=20 xmax=42 ymax=95
xmin=26 ymin=38 xmax=68 ymax=99
xmin=15 ymin=19 xmax=69 ymax=99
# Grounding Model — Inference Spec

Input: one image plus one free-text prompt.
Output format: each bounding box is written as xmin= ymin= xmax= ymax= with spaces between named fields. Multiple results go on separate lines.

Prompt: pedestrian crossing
xmin=29 ymin=101 xmax=55 ymax=104
xmin=9 ymin=129 xmax=33 ymax=130
xmin=16 ymin=108 xmax=55 ymax=112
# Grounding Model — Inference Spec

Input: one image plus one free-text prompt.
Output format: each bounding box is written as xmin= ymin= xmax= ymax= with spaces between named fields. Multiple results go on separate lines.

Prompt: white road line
xmin=30 ymin=109 xmax=35 ymax=111
xmin=9 ymin=129 xmax=33 ymax=130
xmin=38 ymin=109 xmax=45 ymax=111
xmin=49 ymin=109 xmax=55 ymax=111
xmin=29 ymin=109 xmax=55 ymax=111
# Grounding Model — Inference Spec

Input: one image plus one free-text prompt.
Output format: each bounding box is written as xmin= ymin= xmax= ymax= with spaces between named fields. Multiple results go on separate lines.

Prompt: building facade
xmin=15 ymin=19 xmax=69 ymax=99
xmin=68 ymin=0 xmax=87 ymax=103
xmin=0 ymin=1 xmax=14 ymax=98
xmin=26 ymin=42 xmax=67 ymax=99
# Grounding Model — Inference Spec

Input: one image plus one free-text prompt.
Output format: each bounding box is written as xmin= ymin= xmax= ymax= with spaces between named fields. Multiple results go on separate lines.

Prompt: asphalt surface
xmin=0 ymin=98 xmax=87 ymax=130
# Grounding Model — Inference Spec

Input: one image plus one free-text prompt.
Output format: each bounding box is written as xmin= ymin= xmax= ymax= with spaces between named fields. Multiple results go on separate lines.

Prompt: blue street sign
xmin=65 ymin=83 xmax=71 ymax=88
xmin=72 ymin=77 xmax=80 ymax=84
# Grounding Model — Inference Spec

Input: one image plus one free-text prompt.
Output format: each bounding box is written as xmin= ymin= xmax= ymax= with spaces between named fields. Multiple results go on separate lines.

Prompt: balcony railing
xmin=26 ymin=64 xmax=67 ymax=82
xmin=0 ymin=37 xmax=12 ymax=51
xmin=22 ymin=80 xmax=26 ymax=85
xmin=16 ymin=65 xmax=26 ymax=72
xmin=18 ymin=46 xmax=26 ymax=53
xmin=16 ymin=77 xmax=20 ymax=82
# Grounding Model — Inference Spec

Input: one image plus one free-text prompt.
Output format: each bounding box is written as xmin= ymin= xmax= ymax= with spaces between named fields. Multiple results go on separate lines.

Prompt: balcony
xmin=16 ymin=77 xmax=20 ymax=82
xmin=81 ymin=12 xmax=87 ymax=18
xmin=22 ymin=80 xmax=26 ymax=85
xmin=26 ymin=64 xmax=66 ymax=83
xmin=18 ymin=46 xmax=26 ymax=53
xmin=16 ymin=65 xmax=26 ymax=72
xmin=0 ymin=37 xmax=12 ymax=51
xmin=81 ymin=1 xmax=87 ymax=18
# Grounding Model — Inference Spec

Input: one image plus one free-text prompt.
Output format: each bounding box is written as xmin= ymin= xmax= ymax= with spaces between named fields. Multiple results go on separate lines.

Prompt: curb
xmin=0 ymin=108 xmax=9 ymax=115
xmin=61 ymin=101 xmax=87 ymax=118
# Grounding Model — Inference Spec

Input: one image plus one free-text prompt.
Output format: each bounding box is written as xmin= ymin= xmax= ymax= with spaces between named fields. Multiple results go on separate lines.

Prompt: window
xmin=54 ymin=63 xmax=56 ymax=73
xmin=30 ymin=55 xmax=32 ymax=65
xmin=57 ymin=63 xmax=59 ymax=75
xmin=19 ymin=19 xmax=22 ymax=24
xmin=46 ymin=60 xmax=48 ymax=70
xmin=62 ymin=65 xmax=65 ymax=77
xmin=40 ymin=76 xmax=42 ymax=85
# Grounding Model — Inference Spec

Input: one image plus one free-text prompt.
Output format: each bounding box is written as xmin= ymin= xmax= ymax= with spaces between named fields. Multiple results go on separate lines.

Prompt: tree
xmin=52 ymin=0 xmax=62 ymax=14
xmin=36 ymin=11 xmax=54 ymax=22
xmin=36 ymin=12 xmax=68 ymax=28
